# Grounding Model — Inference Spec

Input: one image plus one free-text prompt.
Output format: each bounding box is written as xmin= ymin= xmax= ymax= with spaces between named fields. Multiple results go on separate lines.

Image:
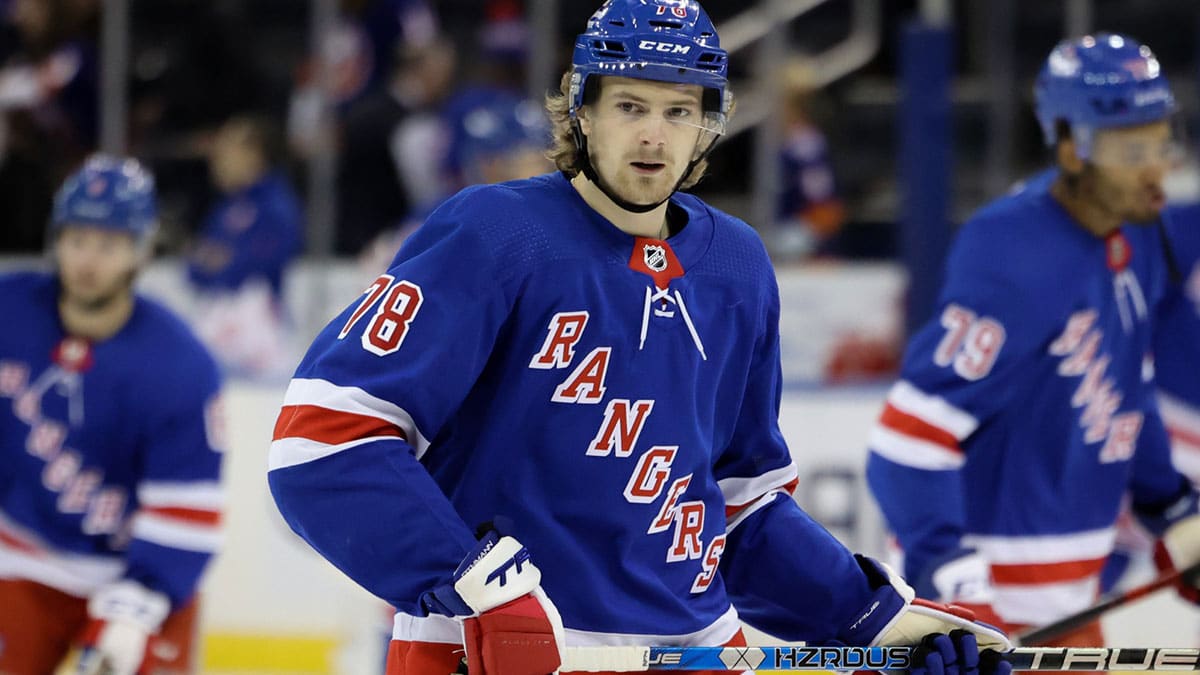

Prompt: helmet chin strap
xmin=573 ymin=119 xmax=712 ymax=217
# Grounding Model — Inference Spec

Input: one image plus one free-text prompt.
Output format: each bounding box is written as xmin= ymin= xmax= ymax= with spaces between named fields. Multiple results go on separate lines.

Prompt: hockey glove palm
xmin=423 ymin=527 xmax=565 ymax=675
xmin=77 ymin=580 xmax=170 ymax=675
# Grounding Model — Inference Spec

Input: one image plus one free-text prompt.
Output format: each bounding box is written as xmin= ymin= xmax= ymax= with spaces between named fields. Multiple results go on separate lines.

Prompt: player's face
xmin=209 ymin=122 xmax=263 ymax=193
xmin=55 ymin=225 xmax=139 ymax=310
xmin=580 ymin=77 xmax=705 ymax=206
xmin=1085 ymin=121 xmax=1175 ymax=224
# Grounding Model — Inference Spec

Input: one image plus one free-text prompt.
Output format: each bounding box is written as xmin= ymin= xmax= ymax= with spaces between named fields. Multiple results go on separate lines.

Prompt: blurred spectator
xmin=288 ymin=0 xmax=439 ymax=160
xmin=437 ymin=0 xmax=531 ymax=190
xmin=336 ymin=31 xmax=455 ymax=255
xmin=772 ymin=58 xmax=847 ymax=262
xmin=359 ymin=94 xmax=551 ymax=272
xmin=129 ymin=0 xmax=282 ymax=251
xmin=187 ymin=114 xmax=303 ymax=379
xmin=0 ymin=0 xmax=98 ymax=252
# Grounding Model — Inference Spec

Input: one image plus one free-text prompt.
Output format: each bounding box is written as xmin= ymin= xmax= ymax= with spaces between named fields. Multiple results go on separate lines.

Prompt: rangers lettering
xmin=1048 ymin=310 xmax=1098 ymax=355
xmin=648 ymin=474 xmax=692 ymax=533
xmin=690 ymin=534 xmax=725 ymax=592
xmin=588 ymin=399 xmax=654 ymax=457
xmin=1099 ymin=411 xmax=1143 ymax=463
xmin=1051 ymin=310 xmax=1141 ymax=459
xmin=552 ymin=347 xmax=611 ymax=404
xmin=667 ymin=501 xmax=705 ymax=562
xmin=59 ymin=469 xmax=102 ymax=513
xmin=624 ymin=446 xmax=677 ymax=504
xmin=529 ymin=312 xmax=590 ymax=369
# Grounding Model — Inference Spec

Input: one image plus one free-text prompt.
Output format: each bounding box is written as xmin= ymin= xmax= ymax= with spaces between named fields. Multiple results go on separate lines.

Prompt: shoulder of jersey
xmin=959 ymin=184 xmax=1078 ymax=264
xmin=131 ymin=295 xmax=221 ymax=380
xmin=675 ymin=192 xmax=769 ymax=259
xmin=0 ymin=270 xmax=56 ymax=313
xmin=1165 ymin=201 xmax=1200 ymax=260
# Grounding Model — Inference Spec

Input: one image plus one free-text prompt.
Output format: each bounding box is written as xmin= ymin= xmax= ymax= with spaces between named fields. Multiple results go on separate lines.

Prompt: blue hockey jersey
xmin=269 ymin=172 xmax=879 ymax=647
xmin=867 ymin=172 xmax=1189 ymax=627
xmin=0 ymin=272 xmax=223 ymax=606
xmin=1155 ymin=202 xmax=1200 ymax=479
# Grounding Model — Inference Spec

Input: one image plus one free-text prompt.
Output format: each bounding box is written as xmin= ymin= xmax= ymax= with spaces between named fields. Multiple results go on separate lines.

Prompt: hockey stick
xmin=1015 ymin=559 xmax=1200 ymax=646
xmin=560 ymin=646 xmax=1200 ymax=672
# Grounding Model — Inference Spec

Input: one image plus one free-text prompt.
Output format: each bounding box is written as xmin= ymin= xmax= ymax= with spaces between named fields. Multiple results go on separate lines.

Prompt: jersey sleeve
xmin=1130 ymin=378 xmax=1194 ymax=525
xmin=715 ymin=270 xmax=875 ymax=643
xmin=267 ymin=187 xmax=518 ymax=614
xmin=866 ymin=227 xmax=1049 ymax=585
xmin=124 ymin=352 xmax=223 ymax=607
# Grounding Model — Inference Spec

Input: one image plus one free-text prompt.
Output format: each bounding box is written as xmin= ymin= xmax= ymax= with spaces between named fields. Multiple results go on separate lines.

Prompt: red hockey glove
xmin=433 ymin=527 xmax=565 ymax=675
xmin=76 ymin=580 xmax=170 ymax=675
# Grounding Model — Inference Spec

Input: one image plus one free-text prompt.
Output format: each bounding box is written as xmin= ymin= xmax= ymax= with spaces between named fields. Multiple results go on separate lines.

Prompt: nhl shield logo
xmin=643 ymin=244 xmax=668 ymax=273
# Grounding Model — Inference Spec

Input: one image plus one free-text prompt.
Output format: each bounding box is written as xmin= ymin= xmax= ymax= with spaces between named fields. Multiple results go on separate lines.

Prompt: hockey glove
xmin=915 ymin=548 xmax=1008 ymax=632
xmin=77 ymin=580 xmax=170 ymax=675
xmin=422 ymin=526 xmax=565 ymax=675
xmin=910 ymin=630 xmax=1013 ymax=675
xmin=1134 ymin=486 xmax=1200 ymax=604
xmin=838 ymin=554 xmax=1011 ymax=675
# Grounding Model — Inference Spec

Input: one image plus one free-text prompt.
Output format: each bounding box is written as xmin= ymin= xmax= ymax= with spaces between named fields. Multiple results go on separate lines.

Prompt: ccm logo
xmin=638 ymin=40 xmax=691 ymax=54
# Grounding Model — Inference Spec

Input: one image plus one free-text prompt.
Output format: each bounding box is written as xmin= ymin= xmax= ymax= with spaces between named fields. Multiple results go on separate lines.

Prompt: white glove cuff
xmin=88 ymin=580 xmax=171 ymax=634
xmin=931 ymin=551 xmax=996 ymax=604
xmin=453 ymin=535 xmax=543 ymax=614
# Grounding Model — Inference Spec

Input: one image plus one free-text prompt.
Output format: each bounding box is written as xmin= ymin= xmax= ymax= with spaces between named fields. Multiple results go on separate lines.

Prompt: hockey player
xmin=1155 ymin=199 xmax=1200 ymax=480
xmin=0 ymin=155 xmax=224 ymax=675
xmin=867 ymin=33 xmax=1200 ymax=646
xmin=269 ymin=2 xmax=1012 ymax=674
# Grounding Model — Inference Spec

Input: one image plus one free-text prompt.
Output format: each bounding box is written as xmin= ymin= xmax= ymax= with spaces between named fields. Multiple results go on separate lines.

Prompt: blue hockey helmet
xmin=51 ymin=154 xmax=158 ymax=241
xmin=452 ymin=95 xmax=550 ymax=170
xmin=570 ymin=0 xmax=730 ymax=124
xmin=1034 ymin=33 xmax=1175 ymax=158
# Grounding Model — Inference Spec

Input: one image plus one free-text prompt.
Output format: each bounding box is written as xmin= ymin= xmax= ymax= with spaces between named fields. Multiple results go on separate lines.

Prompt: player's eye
xmin=666 ymin=107 xmax=693 ymax=119
xmin=615 ymin=101 xmax=643 ymax=115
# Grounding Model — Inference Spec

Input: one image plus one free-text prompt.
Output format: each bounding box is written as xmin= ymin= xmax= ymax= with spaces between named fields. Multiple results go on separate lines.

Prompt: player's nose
xmin=637 ymin=116 xmax=668 ymax=146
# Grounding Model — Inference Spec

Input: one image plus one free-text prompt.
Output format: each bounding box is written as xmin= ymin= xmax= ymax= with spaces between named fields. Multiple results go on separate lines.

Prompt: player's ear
xmin=1055 ymin=137 xmax=1084 ymax=175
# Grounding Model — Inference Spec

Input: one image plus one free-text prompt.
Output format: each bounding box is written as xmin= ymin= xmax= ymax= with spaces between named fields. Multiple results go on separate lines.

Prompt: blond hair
xmin=544 ymin=70 xmax=733 ymax=191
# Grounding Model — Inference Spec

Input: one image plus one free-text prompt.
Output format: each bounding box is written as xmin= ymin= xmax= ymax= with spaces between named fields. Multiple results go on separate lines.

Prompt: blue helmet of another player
xmin=453 ymin=96 xmax=550 ymax=170
xmin=570 ymin=0 xmax=730 ymax=127
xmin=52 ymin=154 xmax=158 ymax=242
xmin=1034 ymin=33 xmax=1175 ymax=159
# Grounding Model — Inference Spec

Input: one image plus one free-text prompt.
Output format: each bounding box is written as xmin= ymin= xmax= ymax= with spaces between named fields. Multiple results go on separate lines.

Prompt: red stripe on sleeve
xmin=879 ymin=403 xmax=962 ymax=453
xmin=273 ymin=404 xmax=407 ymax=445
xmin=143 ymin=506 xmax=222 ymax=526
xmin=724 ymin=478 xmax=799 ymax=519
xmin=1168 ymin=424 xmax=1200 ymax=450
xmin=990 ymin=558 xmax=1106 ymax=584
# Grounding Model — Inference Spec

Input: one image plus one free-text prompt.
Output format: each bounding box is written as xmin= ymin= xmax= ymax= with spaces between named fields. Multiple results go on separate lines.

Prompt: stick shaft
xmin=1016 ymin=560 xmax=1200 ymax=646
xmin=561 ymin=646 xmax=1200 ymax=672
